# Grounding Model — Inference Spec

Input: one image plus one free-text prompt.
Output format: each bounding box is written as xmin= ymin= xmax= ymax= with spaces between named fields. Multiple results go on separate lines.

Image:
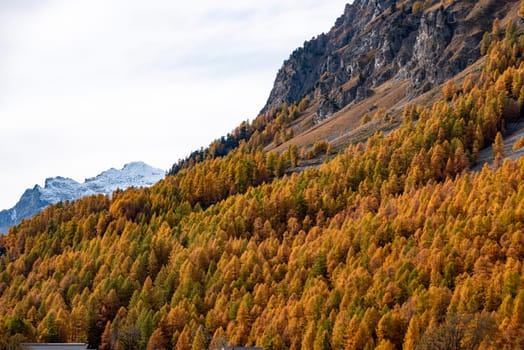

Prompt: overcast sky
xmin=0 ymin=0 xmax=349 ymax=209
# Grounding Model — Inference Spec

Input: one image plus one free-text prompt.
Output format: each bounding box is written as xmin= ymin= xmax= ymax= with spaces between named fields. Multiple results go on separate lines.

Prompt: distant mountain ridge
xmin=0 ymin=162 xmax=164 ymax=233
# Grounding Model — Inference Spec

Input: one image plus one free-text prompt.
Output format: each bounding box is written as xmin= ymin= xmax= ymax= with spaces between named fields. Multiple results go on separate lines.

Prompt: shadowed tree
xmin=493 ymin=131 xmax=505 ymax=168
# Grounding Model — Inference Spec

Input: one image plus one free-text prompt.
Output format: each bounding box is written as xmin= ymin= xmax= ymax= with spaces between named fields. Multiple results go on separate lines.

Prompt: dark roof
xmin=22 ymin=344 xmax=90 ymax=350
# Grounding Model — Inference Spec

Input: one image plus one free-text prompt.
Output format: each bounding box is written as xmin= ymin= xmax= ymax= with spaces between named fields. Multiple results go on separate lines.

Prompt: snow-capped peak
xmin=0 ymin=162 xmax=165 ymax=233
xmin=83 ymin=161 xmax=165 ymax=194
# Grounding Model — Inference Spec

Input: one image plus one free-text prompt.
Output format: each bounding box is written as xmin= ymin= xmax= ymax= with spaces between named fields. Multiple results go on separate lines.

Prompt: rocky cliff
xmin=262 ymin=0 xmax=517 ymax=121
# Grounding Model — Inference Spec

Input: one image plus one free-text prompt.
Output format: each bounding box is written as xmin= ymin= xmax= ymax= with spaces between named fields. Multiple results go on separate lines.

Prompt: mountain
xmin=169 ymin=0 xmax=520 ymax=176
xmin=0 ymin=162 xmax=164 ymax=233
xmin=262 ymin=0 xmax=515 ymax=121
xmin=1 ymin=1 xmax=524 ymax=349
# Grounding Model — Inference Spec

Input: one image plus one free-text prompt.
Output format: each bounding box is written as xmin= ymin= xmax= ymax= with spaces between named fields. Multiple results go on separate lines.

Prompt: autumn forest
xmin=2 ymin=6 xmax=524 ymax=350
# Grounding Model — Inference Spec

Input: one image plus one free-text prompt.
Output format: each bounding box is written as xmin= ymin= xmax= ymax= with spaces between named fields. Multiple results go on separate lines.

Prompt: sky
xmin=0 ymin=0 xmax=349 ymax=209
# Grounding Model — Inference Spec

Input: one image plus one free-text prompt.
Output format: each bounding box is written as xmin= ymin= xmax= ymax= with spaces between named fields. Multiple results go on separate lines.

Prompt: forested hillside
xmin=1 ymin=4 xmax=524 ymax=350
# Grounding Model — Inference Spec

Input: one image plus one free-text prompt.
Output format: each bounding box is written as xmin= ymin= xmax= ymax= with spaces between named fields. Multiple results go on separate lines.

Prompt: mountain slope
xmin=168 ymin=0 xmax=519 ymax=176
xmin=0 ymin=162 xmax=164 ymax=233
xmin=263 ymin=0 xmax=516 ymax=121
xmin=1 ymin=1 xmax=524 ymax=349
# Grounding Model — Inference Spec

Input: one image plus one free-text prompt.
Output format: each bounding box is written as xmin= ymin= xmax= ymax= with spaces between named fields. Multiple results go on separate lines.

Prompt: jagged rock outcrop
xmin=262 ymin=0 xmax=518 ymax=121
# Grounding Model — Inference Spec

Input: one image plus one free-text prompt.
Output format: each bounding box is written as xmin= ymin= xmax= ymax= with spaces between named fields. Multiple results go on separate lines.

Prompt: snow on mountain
xmin=0 ymin=162 xmax=165 ymax=233
xmin=38 ymin=177 xmax=91 ymax=204
xmin=83 ymin=161 xmax=165 ymax=194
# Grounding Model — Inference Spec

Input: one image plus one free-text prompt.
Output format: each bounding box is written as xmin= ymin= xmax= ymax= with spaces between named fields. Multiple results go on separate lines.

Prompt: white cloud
xmin=0 ymin=0 xmax=349 ymax=209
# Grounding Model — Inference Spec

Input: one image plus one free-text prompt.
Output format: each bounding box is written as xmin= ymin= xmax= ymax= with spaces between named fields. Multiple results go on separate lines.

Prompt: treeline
xmin=168 ymin=98 xmax=309 ymax=176
xmin=0 ymin=15 xmax=524 ymax=350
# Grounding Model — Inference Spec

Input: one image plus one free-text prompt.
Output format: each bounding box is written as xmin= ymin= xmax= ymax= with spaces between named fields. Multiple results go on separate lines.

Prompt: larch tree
xmin=493 ymin=131 xmax=505 ymax=168
xmin=403 ymin=316 xmax=421 ymax=350
xmin=99 ymin=322 xmax=112 ymax=350
xmin=492 ymin=18 xmax=502 ymax=40
xmin=176 ymin=326 xmax=191 ymax=350
xmin=147 ymin=328 xmax=170 ymax=350
xmin=191 ymin=326 xmax=208 ymax=350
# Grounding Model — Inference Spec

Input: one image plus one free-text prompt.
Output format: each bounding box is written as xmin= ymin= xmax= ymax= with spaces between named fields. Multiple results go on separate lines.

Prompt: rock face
xmin=262 ymin=0 xmax=517 ymax=121
xmin=0 ymin=162 xmax=165 ymax=233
